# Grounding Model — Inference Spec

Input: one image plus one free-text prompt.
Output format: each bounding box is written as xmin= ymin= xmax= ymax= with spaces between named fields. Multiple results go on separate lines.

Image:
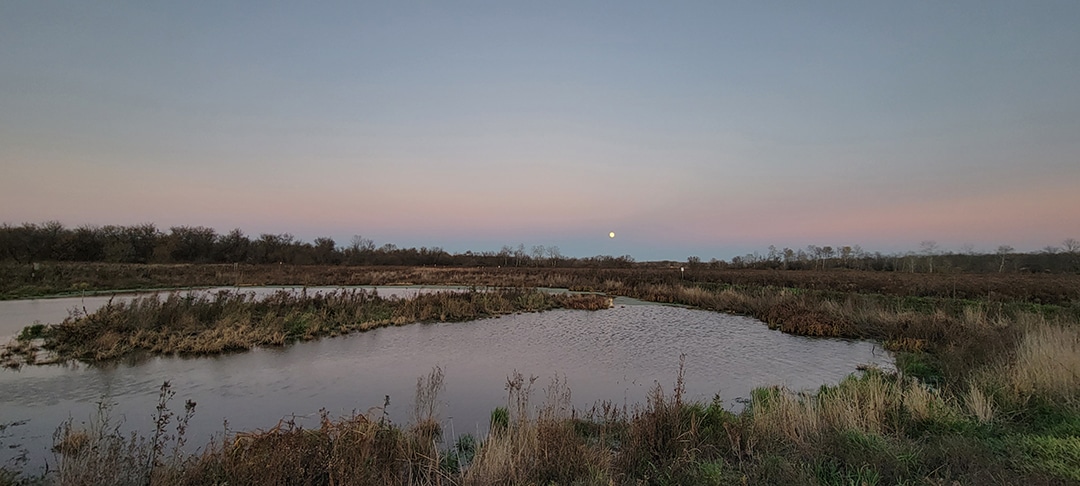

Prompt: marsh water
xmin=0 ymin=287 xmax=893 ymax=471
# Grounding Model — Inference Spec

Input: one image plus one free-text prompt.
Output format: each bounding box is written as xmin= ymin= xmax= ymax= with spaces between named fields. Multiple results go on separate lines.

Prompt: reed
xmin=5 ymin=263 xmax=1079 ymax=306
xmin=10 ymin=289 xmax=610 ymax=364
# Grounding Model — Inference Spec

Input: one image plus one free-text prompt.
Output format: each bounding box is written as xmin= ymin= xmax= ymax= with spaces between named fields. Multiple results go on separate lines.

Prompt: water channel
xmin=0 ymin=287 xmax=893 ymax=472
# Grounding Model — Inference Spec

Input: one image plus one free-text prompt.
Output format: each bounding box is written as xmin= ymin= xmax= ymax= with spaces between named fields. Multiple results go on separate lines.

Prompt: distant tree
xmin=0 ymin=221 xmax=66 ymax=263
xmin=63 ymin=225 xmax=106 ymax=262
xmin=254 ymin=233 xmax=297 ymax=264
xmin=515 ymin=244 xmax=527 ymax=267
xmin=100 ymin=224 xmax=160 ymax=263
xmin=547 ymin=246 xmax=563 ymax=267
xmin=350 ymin=235 xmax=375 ymax=252
xmin=498 ymin=245 xmax=513 ymax=267
xmin=766 ymin=246 xmax=780 ymax=267
xmin=920 ymin=240 xmax=940 ymax=273
xmin=852 ymin=245 xmax=866 ymax=269
xmin=905 ymin=252 xmax=918 ymax=273
xmin=1063 ymin=238 xmax=1080 ymax=253
xmin=344 ymin=235 xmax=374 ymax=265
xmin=806 ymin=245 xmax=822 ymax=269
xmin=687 ymin=255 xmax=701 ymax=267
xmin=216 ymin=229 xmax=250 ymax=263
xmin=839 ymin=246 xmax=853 ymax=267
xmin=531 ymin=245 xmax=546 ymax=267
xmin=129 ymin=224 xmax=161 ymax=263
xmin=313 ymin=237 xmax=340 ymax=265
xmin=0 ymin=223 xmax=31 ymax=263
xmin=996 ymin=245 xmax=1014 ymax=273
xmin=166 ymin=226 xmax=218 ymax=262
xmin=1064 ymin=238 xmax=1080 ymax=273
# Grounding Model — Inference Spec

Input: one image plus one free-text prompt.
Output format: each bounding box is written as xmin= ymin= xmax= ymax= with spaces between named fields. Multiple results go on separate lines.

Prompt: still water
xmin=0 ymin=288 xmax=892 ymax=471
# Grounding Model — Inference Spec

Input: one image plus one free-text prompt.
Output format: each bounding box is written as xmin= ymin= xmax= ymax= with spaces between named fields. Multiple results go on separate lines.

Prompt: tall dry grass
xmin=464 ymin=372 xmax=608 ymax=485
xmin=52 ymin=370 xmax=454 ymax=486
xmin=747 ymin=370 xmax=956 ymax=447
xmin=52 ymin=382 xmax=197 ymax=486
xmin=1004 ymin=323 xmax=1080 ymax=404
xmin=970 ymin=320 xmax=1080 ymax=415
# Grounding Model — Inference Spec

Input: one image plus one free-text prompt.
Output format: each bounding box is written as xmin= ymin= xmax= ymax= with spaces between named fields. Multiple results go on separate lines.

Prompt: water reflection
xmin=0 ymin=293 xmax=892 ymax=472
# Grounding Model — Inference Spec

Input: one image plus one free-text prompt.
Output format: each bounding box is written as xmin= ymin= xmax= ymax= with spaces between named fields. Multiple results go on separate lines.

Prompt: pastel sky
xmin=2 ymin=2 xmax=1078 ymax=261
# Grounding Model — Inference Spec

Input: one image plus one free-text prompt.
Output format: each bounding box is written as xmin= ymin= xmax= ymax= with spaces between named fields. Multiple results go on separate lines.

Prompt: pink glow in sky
xmin=2 ymin=2 xmax=1079 ymax=260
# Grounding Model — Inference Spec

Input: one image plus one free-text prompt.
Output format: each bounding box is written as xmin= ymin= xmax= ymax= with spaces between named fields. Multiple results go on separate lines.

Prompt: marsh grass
xmin=465 ymin=372 xmax=610 ymax=485
xmin=49 ymin=370 xmax=454 ymax=486
xmin=619 ymin=282 xmax=1075 ymax=388
xmin=51 ymin=382 xmax=196 ymax=486
xmin=6 ymin=263 xmax=1079 ymax=307
xmin=8 ymin=265 xmax=1080 ymax=483
xmin=11 ymin=289 xmax=610 ymax=364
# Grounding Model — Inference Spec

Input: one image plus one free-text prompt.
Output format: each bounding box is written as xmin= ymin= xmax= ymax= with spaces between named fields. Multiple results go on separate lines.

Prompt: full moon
xmin=609 ymin=232 xmax=616 ymax=238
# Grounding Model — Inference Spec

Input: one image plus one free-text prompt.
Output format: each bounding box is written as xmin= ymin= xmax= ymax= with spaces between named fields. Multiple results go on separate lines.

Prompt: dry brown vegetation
xmin=5 ymin=262 xmax=1080 ymax=305
xmin=3 ymin=289 xmax=611 ymax=365
xmin=5 ymin=264 xmax=1080 ymax=484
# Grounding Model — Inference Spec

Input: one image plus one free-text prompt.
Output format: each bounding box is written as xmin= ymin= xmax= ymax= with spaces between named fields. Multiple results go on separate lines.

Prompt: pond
xmin=0 ymin=287 xmax=893 ymax=472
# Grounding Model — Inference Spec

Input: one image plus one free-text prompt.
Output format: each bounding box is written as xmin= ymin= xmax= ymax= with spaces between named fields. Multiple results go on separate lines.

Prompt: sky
xmin=2 ymin=1 xmax=1079 ymax=261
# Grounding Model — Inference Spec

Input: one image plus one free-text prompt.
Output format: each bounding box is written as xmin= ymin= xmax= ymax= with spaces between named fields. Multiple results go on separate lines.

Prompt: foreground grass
xmin=1 ymin=288 xmax=610 ymax=365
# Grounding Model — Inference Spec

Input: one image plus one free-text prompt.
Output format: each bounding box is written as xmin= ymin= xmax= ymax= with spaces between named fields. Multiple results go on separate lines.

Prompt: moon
xmin=609 ymin=231 xmax=616 ymax=238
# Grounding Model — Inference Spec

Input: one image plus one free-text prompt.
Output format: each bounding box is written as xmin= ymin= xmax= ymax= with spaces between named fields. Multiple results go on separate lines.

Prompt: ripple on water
xmin=0 ymin=298 xmax=892 ymax=472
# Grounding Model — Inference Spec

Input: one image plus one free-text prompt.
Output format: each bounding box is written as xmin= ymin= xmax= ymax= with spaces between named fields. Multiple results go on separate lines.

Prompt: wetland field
xmin=1 ymin=264 xmax=1078 ymax=484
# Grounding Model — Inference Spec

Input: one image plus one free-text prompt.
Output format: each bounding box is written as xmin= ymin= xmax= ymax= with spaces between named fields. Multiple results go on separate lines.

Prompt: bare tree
xmin=996 ymin=245 xmax=1014 ymax=273
xmin=766 ymin=245 xmax=780 ymax=267
xmin=349 ymin=235 xmax=375 ymax=252
xmin=346 ymin=235 xmax=375 ymax=265
xmin=806 ymin=245 xmax=823 ymax=269
xmin=498 ymin=245 xmax=513 ymax=266
xmin=514 ymin=244 xmax=526 ymax=267
xmin=546 ymin=246 xmax=562 ymax=267
xmin=920 ymin=240 xmax=940 ymax=273
xmin=1063 ymin=238 xmax=1080 ymax=253
xmin=531 ymin=245 xmax=546 ymax=267
xmin=839 ymin=246 xmax=853 ymax=267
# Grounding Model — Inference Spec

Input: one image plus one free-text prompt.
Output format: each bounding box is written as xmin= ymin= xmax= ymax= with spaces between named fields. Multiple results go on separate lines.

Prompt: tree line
xmin=0 ymin=222 xmax=635 ymax=268
xmin=685 ymin=240 xmax=1080 ymax=273
xmin=2 ymin=222 xmax=1076 ymax=273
